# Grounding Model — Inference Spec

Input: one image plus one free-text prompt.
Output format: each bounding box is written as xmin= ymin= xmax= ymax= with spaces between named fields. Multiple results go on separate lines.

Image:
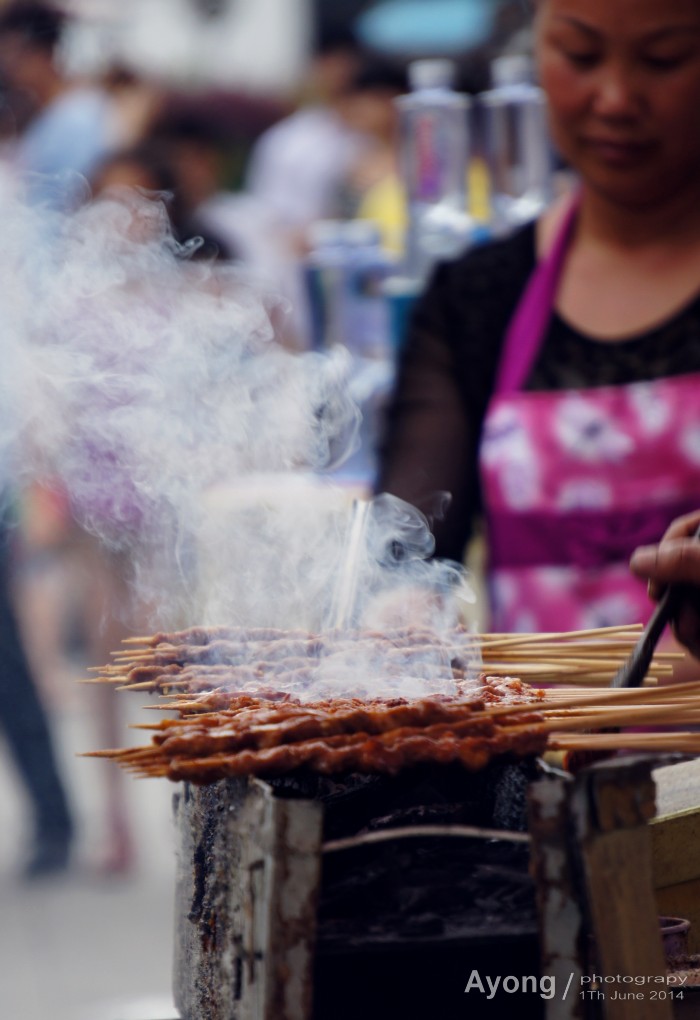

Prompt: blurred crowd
xmin=1 ymin=0 xmax=699 ymax=899
xmin=0 ymin=0 xmax=533 ymax=881
xmin=3 ymin=18 xmax=700 ymax=1020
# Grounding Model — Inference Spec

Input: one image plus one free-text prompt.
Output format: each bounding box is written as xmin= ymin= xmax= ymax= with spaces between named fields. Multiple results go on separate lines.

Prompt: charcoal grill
xmin=173 ymin=759 xmax=549 ymax=1020
xmin=172 ymin=755 xmax=679 ymax=1020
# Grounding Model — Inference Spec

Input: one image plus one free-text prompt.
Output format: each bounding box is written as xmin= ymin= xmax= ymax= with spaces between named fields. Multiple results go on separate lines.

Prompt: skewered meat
xmin=155 ymin=726 xmax=549 ymax=782
xmin=87 ymin=623 xmax=694 ymax=783
xmin=90 ymin=674 xmax=547 ymax=782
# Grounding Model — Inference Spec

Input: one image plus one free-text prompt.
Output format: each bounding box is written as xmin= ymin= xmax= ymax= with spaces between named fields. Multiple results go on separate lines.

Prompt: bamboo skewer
xmin=82 ymin=622 xmax=700 ymax=781
xmin=551 ymin=733 xmax=700 ymax=752
xmin=87 ymin=625 xmax=682 ymax=706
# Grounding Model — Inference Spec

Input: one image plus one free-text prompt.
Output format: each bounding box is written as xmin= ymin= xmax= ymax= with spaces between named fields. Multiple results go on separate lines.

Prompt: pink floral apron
xmin=479 ymin=203 xmax=700 ymax=633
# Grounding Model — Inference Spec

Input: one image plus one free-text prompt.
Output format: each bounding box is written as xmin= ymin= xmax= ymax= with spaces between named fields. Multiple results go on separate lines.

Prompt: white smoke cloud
xmin=0 ymin=169 xmax=480 ymax=697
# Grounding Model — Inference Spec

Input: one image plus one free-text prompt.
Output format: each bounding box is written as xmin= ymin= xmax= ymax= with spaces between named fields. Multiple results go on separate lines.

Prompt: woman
xmin=378 ymin=0 xmax=700 ymax=664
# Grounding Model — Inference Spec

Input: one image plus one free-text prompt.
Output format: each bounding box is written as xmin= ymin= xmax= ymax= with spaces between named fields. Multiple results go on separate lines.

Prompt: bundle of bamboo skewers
xmin=84 ymin=623 xmax=700 ymax=782
xmin=89 ymin=622 xmax=681 ymax=693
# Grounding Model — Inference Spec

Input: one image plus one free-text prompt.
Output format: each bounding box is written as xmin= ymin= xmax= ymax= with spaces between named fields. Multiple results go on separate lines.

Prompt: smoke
xmin=0 ymin=169 xmax=480 ymax=696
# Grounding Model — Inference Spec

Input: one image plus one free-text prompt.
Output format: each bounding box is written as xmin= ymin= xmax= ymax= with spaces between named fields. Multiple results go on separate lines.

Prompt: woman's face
xmin=536 ymin=0 xmax=700 ymax=206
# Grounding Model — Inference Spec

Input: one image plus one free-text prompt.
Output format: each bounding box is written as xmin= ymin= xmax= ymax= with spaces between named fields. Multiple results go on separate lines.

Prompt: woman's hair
xmin=92 ymin=143 xmax=179 ymax=197
xmin=0 ymin=2 xmax=66 ymax=52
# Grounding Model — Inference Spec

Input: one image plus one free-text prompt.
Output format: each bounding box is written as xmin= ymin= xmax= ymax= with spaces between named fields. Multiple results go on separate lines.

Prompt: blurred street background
xmin=0 ymin=688 xmax=179 ymax=1020
xmin=0 ymin=1 xmax=532 ymax=1018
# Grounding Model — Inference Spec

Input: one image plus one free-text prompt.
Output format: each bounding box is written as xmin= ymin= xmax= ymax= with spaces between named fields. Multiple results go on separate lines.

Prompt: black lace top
xmin=377 ymin=220 xmax=700 ymax=561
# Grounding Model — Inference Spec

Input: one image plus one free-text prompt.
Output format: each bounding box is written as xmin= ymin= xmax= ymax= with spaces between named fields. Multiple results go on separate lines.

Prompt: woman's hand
xmin=630 ymin=511 xmax=700 ymax=660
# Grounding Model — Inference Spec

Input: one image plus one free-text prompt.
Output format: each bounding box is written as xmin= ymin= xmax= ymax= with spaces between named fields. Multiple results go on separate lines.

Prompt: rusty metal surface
xmin=528 ymin=776 xmax=586 ymax=1020
xmin=173 ymin=779 xmax=323 ymax=1020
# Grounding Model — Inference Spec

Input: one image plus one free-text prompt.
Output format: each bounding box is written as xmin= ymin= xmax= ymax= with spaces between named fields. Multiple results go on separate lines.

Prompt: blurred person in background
xmin=0 ymin=1 xmax=85 ymax=884
xmin=146 ymin=114 xmax=236 ymax=261
xmin=92 ymin=136 xmax=233 ymax=261
xmin=0 ymin=4 xmax=156 ymax=878
xmin=0 ymin=2 xmax=115 ymax=205
xmin=100 ymin=65 xmax=165 ymax=155
xmin=18 ymin=145 xmax=234 ymax=877
xmin=341 ymin=58 xmax=409 ymax=256
xmin=243 ymin=25 xmax=373 ymax=345
xmin=0 ymin=508 xmax=73 ymax=878
xmin=12 ymin=142 xmax=188 ymax=882
xmin=246 ymin=24 xmax=368 ymax=238
xmin=378 ymin=0 xmax=700 ymax=681
xmin=28 ymin=505 xmax=138 ymax=877
xmin=91 ymin=142 xmax=177 ymax=200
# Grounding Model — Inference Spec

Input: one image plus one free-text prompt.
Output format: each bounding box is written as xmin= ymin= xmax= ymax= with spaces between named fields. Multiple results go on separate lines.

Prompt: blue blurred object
xmin=383 ymin=276 xmax=421 ymax=355
xmin=357 ymin=0 xmax=500 ymax=56
xmin=305 ymin=220 xmax=395 ymax=357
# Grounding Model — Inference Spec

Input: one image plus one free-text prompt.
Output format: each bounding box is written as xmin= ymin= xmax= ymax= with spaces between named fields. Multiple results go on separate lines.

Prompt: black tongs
xmin=611 ymin=523 xmax=700 ymax=688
